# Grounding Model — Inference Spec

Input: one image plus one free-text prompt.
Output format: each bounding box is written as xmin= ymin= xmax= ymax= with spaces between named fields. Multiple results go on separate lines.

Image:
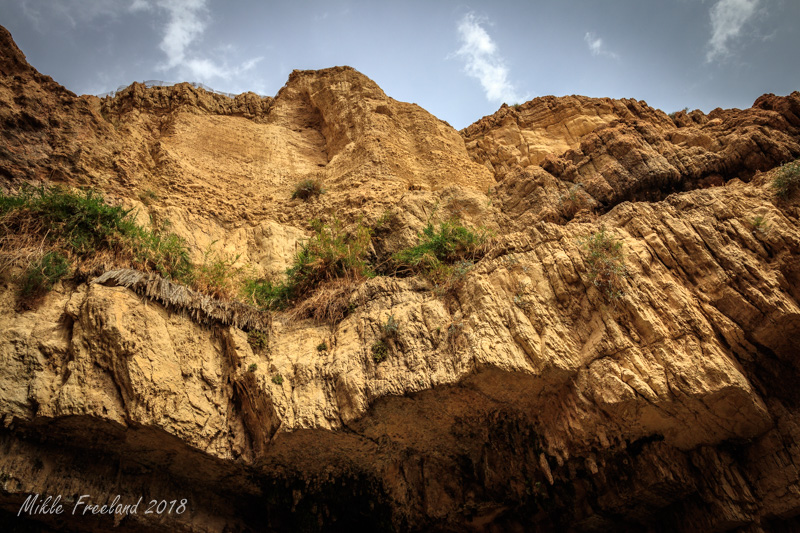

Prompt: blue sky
xmin=2 ymin=0 xmax=798 ymax=129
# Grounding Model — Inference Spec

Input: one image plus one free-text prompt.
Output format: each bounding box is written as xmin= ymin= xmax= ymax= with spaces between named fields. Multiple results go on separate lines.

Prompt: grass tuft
xmin=580 ymin=226 xmax=628 ymax=301
xmin=17 ymin=251 xmax=70 ymax=308
xmin=244 ymin=219 xmax=373 ymax=322
xmin=371 ymin=340 xmax=388 ymax=363
xmin=291 ymin=179 xmax=324 ymax=200
xmin=392 ymin=217 xmax=490 ymax=290
xmin=192 ymin=244 xmax=247 ymax=300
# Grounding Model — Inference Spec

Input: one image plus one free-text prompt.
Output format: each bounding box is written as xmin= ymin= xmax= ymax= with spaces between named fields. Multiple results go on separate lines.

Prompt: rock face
xmin=1 ymin=24 xmax=800 ymax=532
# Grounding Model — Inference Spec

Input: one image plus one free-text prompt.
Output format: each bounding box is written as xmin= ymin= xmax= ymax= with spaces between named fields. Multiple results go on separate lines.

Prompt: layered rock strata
xmin=1 ymin=24 xmax=799 ymax=532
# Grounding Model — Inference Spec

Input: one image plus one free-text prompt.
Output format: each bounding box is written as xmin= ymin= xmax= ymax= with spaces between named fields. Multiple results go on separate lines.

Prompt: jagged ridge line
xmin=96 ymin=80 xmax=265 ymax=99
xmin=91 ymin=268 xmax=271 ymax=333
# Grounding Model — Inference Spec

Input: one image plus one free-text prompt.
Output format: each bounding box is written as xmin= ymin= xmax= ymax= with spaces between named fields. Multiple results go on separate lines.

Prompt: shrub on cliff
xmin=17 ymin=251 xmax=70 ymax=308
xmin=0 ymin=185 xmax=192 ymax=279
xmin=244 ymin=218 xmax=373 ymax=322
xmin=392 ymin=217 xmax=490 ymax=288
xmin=192 ymin=244 xmax=248 ymax=300
xmin=580 ymin=226 xmax=628 ymax=300
xmin=0 ymin=185 xmax=193 ymax=307
xmin=772 ymin=160 xmax=800 ymax=199
xmin=291 ymin=178 xmax=324 ymax=200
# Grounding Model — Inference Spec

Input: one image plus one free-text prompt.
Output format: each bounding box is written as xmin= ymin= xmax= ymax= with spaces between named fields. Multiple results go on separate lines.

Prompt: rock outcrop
xmin=1 ymin=24 xmax=800 ymax=532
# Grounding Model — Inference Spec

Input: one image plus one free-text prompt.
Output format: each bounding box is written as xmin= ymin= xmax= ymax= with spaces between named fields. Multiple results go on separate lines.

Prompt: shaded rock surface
xmin=1 ymin=25 xmax=800 ymax=532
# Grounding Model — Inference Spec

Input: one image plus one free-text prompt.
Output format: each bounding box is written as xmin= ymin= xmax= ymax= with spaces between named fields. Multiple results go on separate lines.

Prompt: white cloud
xmin=140 ymin=0 xmax=209 ymax=70
xmin=129 ymin=0 xmax=151 ymax=11
xmin=131 ymin=0 xmax=262 ymax=88
xmin=455 ymin=13 xmax=525 ymax=104
xmin=706 ymin=0 xmax=760 ymax=62
xmin=184 ymin=56 xmax=262 ymax=82
xmin=584 ymin=32 xmax=619 ymax=60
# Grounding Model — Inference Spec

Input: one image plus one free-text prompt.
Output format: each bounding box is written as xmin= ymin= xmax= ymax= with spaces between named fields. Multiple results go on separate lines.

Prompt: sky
xmin=1 ymin=0 xmax=798 ymax=130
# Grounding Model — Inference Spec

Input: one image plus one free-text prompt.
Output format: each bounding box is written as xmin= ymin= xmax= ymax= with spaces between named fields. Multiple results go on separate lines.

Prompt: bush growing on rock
xmin=18 ymin=250 xmax=70 ymax=308
xmin=772 ymin=160 xmax=800 ymax=199
xmin=392 ymin=217 xmax=490 ymax=288
xmin=0 ymin=185 xmax=194 ymax=308
xmin=371 ymin=340 xmax=388 ymax=363
xmin=244 ymin=218 xmax=373 ymax=322
xmin=291 ymin=178 xmax=325 ymax=200
xmin=580 ymin=227 xmax=628 ymax=300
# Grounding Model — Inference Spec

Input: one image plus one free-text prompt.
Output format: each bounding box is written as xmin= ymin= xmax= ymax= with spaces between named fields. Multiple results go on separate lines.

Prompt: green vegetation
xmin=392 ymin=217 xmax=489 ymax=286
xmin=381 ymin=314 xmax=399 ymax=337
xmin=559 ymin=183 xmax=591 ymax=218
xmin=271 ymin=374 xmax=284 ymax=385
xmin=248 ymin=363 xmax=258 ymax=373
xmin=138 ymin=188 xmax=159 ymax=205
xmin=193 ymin=245 xmax=247 ymax=300
xmin=668 ymin=107 xmax=690 ymax=120
xmin=317 ymin=341 xmax=328 ymax=352
xmin=247 ymin=329 xmax=269 ymax=353
xmin=0 ymin=185 xmax=192 ymax=308
xmin=371 ymin=340 xmax=388 ymax=363
xmin=244 ymin=219 xmax=373 ymax=313
xmin=751 ymin=215 xmax=769 ymax=233
xmin=291 ymin=178 xmax=325 ymax=200
xmin=19 ymin=251 xmax=70 ymax=304
xmin=370 ymin=314 xmax=400 ymax=364
xmin=1 ymin=186 xmax=495 ymax=323
xmin=772 ymin=159 xmax=800 ymax=199
xmin=580 ymin=227 xmax=628 ymax=300
xmin=0 ymin=185 xmax=192 ymax=278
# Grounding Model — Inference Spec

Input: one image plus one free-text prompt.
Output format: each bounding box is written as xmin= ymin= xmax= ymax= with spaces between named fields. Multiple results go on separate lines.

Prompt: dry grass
xmin=286 ymin=277 xmax=360 ymax=324
xmin=93 ymin=269 xmax=272 ymax=332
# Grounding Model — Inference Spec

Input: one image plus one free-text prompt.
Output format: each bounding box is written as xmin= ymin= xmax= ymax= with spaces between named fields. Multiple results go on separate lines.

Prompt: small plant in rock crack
xmin=371 ymin=340 xmax=388 ymax=363
xmin=248 ymin=363 xmax=257 ymax=373
xmin=751 ymin=215 xmax=769 ymax=234
xmin=317 ymin=341 xmax=328 ymax=352
xmin=271 ymin=374 xmax=284 ymax=385
xmin=372 ymin=314 xmax=400 ymax=364
xmin=558 ymin=183 xmax=591 ymax=218
xmin=381 ymin=314 xmax=400 ymax=337
xmin=247 ymin=330 xmax=269 ymax=353
xmin=579 ymin=226 xmax=629 ymax=301
xmin=18 ymin=250 xmax=70 ymax=305
xmin=392 ymin=217 xmax=491 ymax=294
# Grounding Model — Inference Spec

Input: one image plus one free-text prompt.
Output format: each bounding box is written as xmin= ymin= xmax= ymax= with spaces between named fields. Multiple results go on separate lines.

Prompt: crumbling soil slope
xmin=1 ymin=24 xmax=800 ymax=532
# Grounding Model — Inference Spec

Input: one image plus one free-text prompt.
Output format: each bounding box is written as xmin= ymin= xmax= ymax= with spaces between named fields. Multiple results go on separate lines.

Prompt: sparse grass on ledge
xmin=243 ymin=218 xmax=373 ymax=323
xmin=772 ymin=160 xmax=800 ymax=199
xmin=392 ymin=217 xmax=491 ymax=288
xmin=0 ymin=184 xmax=193 ymax=308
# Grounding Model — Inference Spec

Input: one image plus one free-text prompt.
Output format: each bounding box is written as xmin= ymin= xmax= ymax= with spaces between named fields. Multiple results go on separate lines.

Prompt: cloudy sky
xmin=2 ymin=0 xmax=798 ymax=129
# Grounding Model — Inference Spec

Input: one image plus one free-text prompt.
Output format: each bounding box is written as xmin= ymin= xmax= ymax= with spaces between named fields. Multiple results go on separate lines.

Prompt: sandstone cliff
xmin=1 ymin=24 xmax=800 ymax=532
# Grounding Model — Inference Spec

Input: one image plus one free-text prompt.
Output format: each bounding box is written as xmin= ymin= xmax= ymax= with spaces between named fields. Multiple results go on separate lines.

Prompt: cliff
xmin=1 ymin=24 xmax=800 ymax=532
